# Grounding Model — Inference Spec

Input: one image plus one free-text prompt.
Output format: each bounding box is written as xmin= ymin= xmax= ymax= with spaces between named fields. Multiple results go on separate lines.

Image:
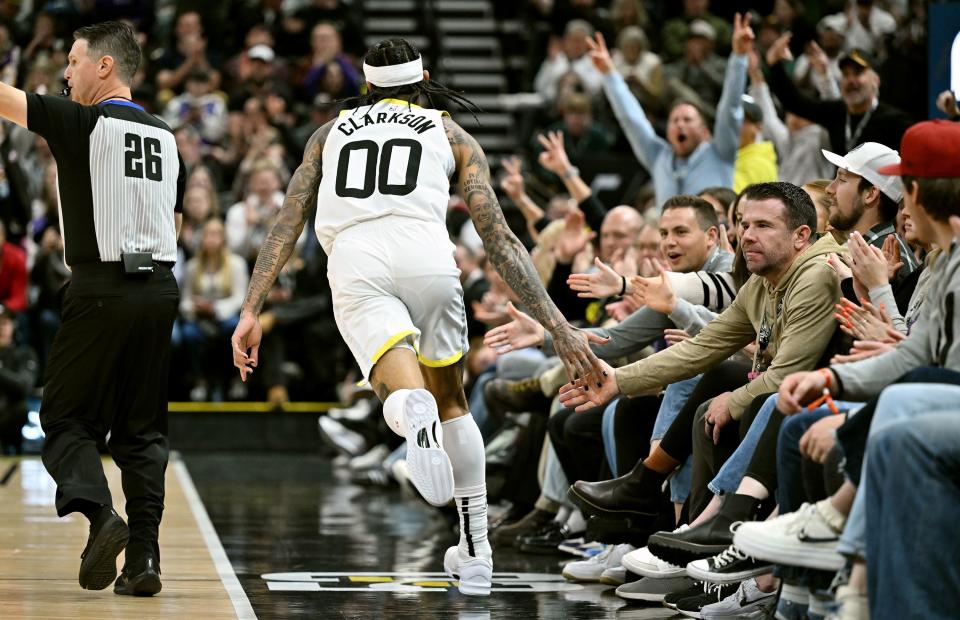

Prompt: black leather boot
xmin=647 ymin=493 xmax=762 ymax=566
xmin=566 ymin=460 xmax=666 ymax=518
xmin=114 ymin=553 xmax=162 ymax=596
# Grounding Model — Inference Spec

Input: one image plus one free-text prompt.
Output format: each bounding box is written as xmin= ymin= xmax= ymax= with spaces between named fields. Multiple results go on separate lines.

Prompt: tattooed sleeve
xmin=241 ymin=120 xmax=334 ymax=315
xmin=444 ymin=116 xmax=566 ymax=332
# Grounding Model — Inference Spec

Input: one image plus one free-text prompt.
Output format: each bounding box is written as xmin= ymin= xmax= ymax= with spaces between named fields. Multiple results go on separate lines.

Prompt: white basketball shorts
xmin=327 ymin=216 xmax=469 ymax=379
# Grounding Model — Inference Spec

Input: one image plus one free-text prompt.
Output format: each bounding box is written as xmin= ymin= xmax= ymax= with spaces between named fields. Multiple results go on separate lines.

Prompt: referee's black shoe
xmin=79 ymin=507 xmax=129 ymax=590
xmin=114 ymin=554 xmax=162 ymax=596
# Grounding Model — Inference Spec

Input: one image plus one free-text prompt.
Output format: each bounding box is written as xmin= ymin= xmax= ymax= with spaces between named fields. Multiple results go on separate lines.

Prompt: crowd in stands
xmin=310 ymin=2 xmax=957 ymax=619
xmin=1 ymin=1 xmax=959 ymax=617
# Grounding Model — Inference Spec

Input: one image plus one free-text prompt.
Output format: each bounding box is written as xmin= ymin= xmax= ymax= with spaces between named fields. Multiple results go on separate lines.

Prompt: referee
xmin=0 ymin=22 xmax=182 ymax=596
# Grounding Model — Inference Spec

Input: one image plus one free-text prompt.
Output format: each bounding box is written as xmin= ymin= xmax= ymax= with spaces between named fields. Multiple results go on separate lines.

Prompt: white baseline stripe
xmin=173 ymin=457 xmax=257 ymax=619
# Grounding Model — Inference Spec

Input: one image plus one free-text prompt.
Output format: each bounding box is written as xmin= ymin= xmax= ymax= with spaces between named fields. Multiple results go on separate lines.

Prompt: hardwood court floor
xmin=0 ymin=455 xmax=244 ymax=620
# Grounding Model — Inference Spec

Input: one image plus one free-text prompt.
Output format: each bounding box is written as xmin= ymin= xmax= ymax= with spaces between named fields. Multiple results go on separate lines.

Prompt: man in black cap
xmin=765 ymin=34 xmax=912 ymax=154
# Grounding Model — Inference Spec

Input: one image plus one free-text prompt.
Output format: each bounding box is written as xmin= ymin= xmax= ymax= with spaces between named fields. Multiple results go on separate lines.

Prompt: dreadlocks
xmin=341 ymin=38 xmax=481 ymax=119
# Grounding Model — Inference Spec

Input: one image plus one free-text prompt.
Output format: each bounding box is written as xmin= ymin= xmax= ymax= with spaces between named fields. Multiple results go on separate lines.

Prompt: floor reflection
xmin=185 ymin=453 xmax=683 ymax=619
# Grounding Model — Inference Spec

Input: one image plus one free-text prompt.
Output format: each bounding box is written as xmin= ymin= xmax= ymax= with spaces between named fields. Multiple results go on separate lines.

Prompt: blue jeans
xmin=838 ymin=383 xmax=960 ymax=558
xmin=865 ymin=414 xmax=960 ymax=619
xmin=708 ymin=393 xmax=776 ymax=495
xmin=468 ymin=370 xmax=497 ymax=439
xmin=654 ymin=376 xmax=700 ymax=504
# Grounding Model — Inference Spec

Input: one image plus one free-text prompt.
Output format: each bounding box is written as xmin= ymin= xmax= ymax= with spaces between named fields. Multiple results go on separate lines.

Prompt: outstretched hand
xmin=537 ymin=131 xmax=574 ymax=178
xmin=558 ymin=358 xmax=619 ymax=412
xmin=630 ymin=262 xmax=677 ymax=315
xmin=483 ymin=302 xmax=547 ymax=354
xmin=584 ymin=31 xmax=615 ymax=75
xmin=231 ymin=312 xmax=262 ymax=382
xmin=568 ymin=256 xmax=625 ymax=299
xmin=731 ymin=12 xmax=755 ymax=56
xmin=766 ymin=32 xmax=793 ymax=67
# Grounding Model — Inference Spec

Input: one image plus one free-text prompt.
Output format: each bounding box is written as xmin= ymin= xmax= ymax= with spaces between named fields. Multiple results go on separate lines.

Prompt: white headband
xmin=362 ymin=58 xmax=424 ymax=88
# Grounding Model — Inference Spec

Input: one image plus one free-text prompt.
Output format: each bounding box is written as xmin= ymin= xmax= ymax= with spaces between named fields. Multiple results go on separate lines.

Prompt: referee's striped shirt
xmin=25 ymin=94 xmax=184 ymax=267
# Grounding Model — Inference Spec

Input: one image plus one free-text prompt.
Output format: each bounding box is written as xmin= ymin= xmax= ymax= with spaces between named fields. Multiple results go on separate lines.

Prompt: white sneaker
xmin=328 ymin=397 xmax=375 ymax=422
xmin=561 ymin=543 xmax=634 ymax=583
xmin=622 ymin=527 xmax=688 ymax=578
xmin=444 ymin=545 xmax=492 ymax=596
xmin=733 ymin=502 xmax=845 ymax=571
xmin=318 ymin=416 xmax=366 ymax=457
xmin=825 ymin=585 xmax=869 ymax=620
xmin=348 ymin=443 xmax=391 ymax=471
xmin=402 ymin=391 xmax=454 ymax=506
xmin=699 ymin=578 xmax=778 ymax=619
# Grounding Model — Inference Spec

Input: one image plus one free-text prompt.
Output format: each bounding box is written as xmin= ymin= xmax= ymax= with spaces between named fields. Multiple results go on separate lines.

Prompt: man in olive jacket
xmin=560 ymin=181 xmax=844 ymax=427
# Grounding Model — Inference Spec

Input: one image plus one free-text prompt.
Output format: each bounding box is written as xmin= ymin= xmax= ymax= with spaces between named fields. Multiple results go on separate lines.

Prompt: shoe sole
xmin=79 ymin=516 xmax=129 ymax=591
xmin=621 ymin=553 xmax=685 ymax=579
xmin=567 ymin=486 xmax=659 ymax=519
xmin=685 ymin=560 xmax=774 ymax=584
xmin=403 ymin=392 xmax=454 ymax=507
xmin=616 ymin=590 xmax=667 ymax=602
xmin=115 ymin=570 xmax=162 ymax=596
xmin=647 ymin=533 xmax=730 ymax=567
xmin=733 ymin=527 xmax=845 ymax=572
xmin=561 ymin=567 xmax=604 ymax=583
xmin=598 ymin=571 xmax=626 ymax=585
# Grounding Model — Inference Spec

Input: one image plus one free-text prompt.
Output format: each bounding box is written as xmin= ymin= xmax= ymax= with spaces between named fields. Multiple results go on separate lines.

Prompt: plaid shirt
xmin=861 ymin=221 xmax=921 ymax=277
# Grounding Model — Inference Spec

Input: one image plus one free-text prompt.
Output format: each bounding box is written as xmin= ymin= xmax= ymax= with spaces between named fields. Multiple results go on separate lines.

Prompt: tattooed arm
xmin=444 ymin=116 xmax=606 ymax=387
xmin=231 ymin=120 xmax=333 ymax=381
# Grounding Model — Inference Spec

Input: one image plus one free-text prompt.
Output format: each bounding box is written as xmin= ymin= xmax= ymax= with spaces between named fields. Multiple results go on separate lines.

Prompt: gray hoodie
xmin=833 ymin=244 xmax=960 ymax=400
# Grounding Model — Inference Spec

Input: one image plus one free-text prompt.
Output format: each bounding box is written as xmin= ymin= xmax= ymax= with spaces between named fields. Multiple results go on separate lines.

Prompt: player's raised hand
xmin=585 ymin=32 xmax=615 ymax=75
xmin=483 ymin=302 xmax=547 ymax=354
xmin=550 ymin=321 xmax=611 ymax=392
xmin=568 ymin=256 xmax=625 ymax=298
xmin=732 ymin=12 xmax=755 ymax=56
xmin=231 ymin=312 xmax=262 ymax=382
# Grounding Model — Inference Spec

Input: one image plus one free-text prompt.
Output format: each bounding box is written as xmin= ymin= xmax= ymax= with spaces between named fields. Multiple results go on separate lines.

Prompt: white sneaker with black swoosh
xmin=733 ymin=502 xmax=845 ymax=571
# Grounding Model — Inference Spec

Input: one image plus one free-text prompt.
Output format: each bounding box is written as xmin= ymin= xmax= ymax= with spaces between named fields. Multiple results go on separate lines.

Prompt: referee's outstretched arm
xmin=0 ymin=79 xmax=28 ymax=128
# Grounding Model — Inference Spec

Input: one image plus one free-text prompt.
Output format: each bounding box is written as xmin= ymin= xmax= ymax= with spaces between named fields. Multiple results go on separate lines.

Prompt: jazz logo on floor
xmin=262 ymin=572 xmax=583 ymax=593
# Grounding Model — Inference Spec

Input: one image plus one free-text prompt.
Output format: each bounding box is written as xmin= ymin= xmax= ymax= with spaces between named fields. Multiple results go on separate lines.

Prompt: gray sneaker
xmin=615 ymin=575 xmax=696 ymax=602
xmin=700 ymin=578 xmax=777 ymax=619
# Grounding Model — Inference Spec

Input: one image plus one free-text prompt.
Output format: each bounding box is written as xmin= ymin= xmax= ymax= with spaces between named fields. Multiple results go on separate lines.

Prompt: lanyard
xmin=749 ymin=295 xmax=784 ymax=379
xmin=844 ymin=98 xmax=878 ymax=151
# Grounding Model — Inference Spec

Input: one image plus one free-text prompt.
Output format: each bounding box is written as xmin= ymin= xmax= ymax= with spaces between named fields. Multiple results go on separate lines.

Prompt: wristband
xmin=818 ymin=368 xmax=832 ymax=389
xmin=562 ymin=166 xmax=580 ymax=180
xmin=619 ymin=275 xmax=627 ymax=296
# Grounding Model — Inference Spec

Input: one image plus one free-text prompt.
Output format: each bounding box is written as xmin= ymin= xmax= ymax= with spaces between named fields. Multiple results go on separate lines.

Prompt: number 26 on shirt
xmin=124 ymin=132 xmax=163 ymax=181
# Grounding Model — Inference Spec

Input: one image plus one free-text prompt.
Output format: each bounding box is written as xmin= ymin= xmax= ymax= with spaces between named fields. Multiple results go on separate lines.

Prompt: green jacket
xmin=614 ymin=233 xmax=845 ymax=419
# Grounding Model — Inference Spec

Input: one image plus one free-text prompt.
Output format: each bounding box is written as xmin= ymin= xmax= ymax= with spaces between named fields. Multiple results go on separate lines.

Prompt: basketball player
xmin=231 ymin=39 xmax=604 ymax=595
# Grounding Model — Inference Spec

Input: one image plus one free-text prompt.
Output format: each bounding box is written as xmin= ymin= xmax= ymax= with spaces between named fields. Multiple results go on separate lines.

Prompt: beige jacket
xmin=614 ymin=233 xmax=845 ymax=419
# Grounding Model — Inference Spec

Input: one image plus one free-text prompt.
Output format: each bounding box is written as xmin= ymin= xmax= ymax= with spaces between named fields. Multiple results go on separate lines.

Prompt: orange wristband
xmin=818 ymin=368 xmax=832 ymax=389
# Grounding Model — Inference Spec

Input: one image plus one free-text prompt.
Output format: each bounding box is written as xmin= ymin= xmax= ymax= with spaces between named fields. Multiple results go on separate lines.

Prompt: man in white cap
xmin=822 ymin=141 xmax=919 ymax=280
xmin=230 ymin=37 xmax=605 ymax=597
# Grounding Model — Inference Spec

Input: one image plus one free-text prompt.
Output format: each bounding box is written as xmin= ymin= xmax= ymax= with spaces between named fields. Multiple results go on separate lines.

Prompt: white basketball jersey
xmin=315 ymin=98 xmax=455 ymax=255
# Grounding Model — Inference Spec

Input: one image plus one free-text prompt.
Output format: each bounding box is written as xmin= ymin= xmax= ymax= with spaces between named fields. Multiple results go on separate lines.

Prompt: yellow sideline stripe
xmin=372 ymin=330 xmax=418 ymax=364
xmin=417 ymin=350 xmax=464 ymax=368
xmin=168 ymin=402 xmax=340 ymax=413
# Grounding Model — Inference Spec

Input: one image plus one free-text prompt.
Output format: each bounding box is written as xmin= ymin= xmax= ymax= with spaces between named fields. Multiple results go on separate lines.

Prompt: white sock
xmin=780 ymin=583 xmax=808 ymax=605
xmin=442 ymin=414 xmax=491 ymax=561
xmin=564 ymin=508 xmax=586 ymax=534
xmin=554 ymin=505 xmax=571 ymax=525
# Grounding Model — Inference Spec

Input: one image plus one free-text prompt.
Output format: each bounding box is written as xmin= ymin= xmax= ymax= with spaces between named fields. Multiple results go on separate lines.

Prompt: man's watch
xmin=561 ymin=166 xmax=580 ymax=180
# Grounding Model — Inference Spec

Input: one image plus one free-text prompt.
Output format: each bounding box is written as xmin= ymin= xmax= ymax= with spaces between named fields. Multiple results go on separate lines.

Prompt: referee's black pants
xmin=40 ymin=262 xmax=179 ymax=558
